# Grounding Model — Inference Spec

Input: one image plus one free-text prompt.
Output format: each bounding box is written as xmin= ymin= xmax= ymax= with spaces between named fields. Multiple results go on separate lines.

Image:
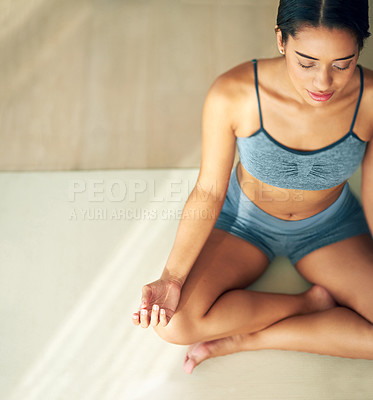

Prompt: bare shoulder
xmin=207 ymin=60 xmax=255 ymax=102
xmin=361 ymin=64 xmax=373 ymax=97
xmin=360 ymin=65 xmax=373 ymax=141
xmin=206 ymin=59 xmax=273 ymax=134
xmin=201 ymin=61 xmax=256 ymax=130
xmin=197 ymin=62 xmax=259 ymax=193
xmin=214 ymin=57 xmax=285 ymax=103
xmin=361 ymin=63 xmax=373 ymax=79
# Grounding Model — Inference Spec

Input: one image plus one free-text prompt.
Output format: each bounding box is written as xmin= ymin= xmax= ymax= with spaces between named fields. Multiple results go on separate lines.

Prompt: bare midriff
xmin=236 ymin=161 xmax=345 ymax=221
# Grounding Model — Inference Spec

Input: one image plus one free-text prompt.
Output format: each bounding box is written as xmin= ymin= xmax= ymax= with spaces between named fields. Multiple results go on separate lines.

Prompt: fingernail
xmin=132 ymin=314 xmax=138 ymax=319
xmin=153 ymin=304 xmax=159 ymax=311
xmin=160 ymin=309 xmax=165 ymax=315
xmin=141 ymin=309 xmax=147 ymax=315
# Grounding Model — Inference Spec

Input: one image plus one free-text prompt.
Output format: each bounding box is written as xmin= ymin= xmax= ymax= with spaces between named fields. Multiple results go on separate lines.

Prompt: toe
xmin=182 ymin=342 xmax=212 ymax=374
xmin=183 ymin=357 xmax=196 ymax=374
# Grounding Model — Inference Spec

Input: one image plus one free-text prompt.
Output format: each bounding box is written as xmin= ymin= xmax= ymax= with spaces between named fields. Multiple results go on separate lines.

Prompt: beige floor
xmin=1 ymin=168 xmax=373 ymax=400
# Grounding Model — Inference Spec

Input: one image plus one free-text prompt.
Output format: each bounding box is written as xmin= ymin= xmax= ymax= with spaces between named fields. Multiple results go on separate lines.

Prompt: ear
xmin=275 ymin=25 xmax=285 ymax=55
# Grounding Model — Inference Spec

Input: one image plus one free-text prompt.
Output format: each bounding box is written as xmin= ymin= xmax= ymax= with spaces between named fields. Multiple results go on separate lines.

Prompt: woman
xmin=132 ymin=0 xmax=373 ymax=374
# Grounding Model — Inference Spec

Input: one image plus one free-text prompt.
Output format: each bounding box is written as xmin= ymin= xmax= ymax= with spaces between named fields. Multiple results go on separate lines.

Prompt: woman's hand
xmin=132 ymin=278 xmax=182 ymax=328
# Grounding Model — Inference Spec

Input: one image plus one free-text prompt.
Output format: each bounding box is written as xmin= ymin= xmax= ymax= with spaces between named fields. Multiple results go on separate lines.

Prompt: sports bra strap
xmin=252 ymin=59 xmax=263 ymax=128
xmin=251 ymin=60 xmax=363 ymax=133
xmin=350 ymin=64 xmax=364 ymax=132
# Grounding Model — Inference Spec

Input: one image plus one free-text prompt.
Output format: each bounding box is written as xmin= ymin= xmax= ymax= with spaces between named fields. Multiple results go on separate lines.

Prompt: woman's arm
xmin=161 ymin=75 xmax=237 ymax=286
xmin=362 ymin=139 xmax=373 ymax=236
xmin=132 ymin=75 xmax=239 ymax=328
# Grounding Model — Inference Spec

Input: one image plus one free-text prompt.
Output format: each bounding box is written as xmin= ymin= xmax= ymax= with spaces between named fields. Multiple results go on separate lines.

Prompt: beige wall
xmin=0 ymin=0 xmax=372 ymax=171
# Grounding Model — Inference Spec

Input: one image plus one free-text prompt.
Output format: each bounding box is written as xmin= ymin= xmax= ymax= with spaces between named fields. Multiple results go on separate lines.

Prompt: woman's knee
xmin=153 ymin=312 xmax=202 ymax=345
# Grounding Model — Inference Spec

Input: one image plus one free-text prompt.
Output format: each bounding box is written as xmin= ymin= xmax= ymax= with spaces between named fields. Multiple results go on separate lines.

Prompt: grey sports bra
xmin=236 ymin=59 xmax=368 ymax=191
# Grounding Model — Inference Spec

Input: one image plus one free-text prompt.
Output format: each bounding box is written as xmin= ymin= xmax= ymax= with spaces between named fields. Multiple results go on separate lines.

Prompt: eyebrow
xmin=295 ymin=51 xmax=355 ymax=61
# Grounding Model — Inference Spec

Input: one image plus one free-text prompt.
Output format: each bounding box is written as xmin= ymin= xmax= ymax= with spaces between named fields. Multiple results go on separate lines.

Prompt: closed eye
xmin=333 ymin=64 xmax=351 ymax=71
xmin=298 ymin=61 xmax=313 ymax=69
xmin=298 ymin=61 xmax=352 ymax=71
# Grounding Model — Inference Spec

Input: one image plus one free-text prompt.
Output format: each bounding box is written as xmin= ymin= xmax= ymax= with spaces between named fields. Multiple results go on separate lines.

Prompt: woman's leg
xmin=184 ymin=234 xmax=373 ymax=373
xmin=153 ymin=228 xmax=335 ymax=345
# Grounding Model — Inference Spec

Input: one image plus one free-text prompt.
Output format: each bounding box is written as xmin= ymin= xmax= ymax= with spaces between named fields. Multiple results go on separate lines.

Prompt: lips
xmin=307 ymin=90 xmax=334 ymax=102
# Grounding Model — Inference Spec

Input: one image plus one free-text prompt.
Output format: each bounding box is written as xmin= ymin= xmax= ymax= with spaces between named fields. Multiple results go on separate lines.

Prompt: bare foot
xmin=183 ymin=285 xmax=336 ymax=374
xmin=303 ymin=285 xmax=336 ymax=314
xmin=183 ymin=334 xmax=254 ymax=374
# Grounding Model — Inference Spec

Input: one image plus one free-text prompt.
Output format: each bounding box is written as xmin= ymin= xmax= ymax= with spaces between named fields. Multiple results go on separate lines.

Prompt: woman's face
xmin=278 ymin=26 xmax=359 ymax=107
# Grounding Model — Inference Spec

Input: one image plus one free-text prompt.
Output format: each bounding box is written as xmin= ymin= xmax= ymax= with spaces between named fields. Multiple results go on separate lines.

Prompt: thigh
xmin=295 ymin=234 xmax=373 ymax=322
xmin=176 ymin=228 xmax=270 ymax=319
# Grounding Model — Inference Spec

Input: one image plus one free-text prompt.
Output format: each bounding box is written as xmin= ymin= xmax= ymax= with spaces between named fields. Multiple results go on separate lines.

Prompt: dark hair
xmin=276 ymin=0 xmax=371 ymax=50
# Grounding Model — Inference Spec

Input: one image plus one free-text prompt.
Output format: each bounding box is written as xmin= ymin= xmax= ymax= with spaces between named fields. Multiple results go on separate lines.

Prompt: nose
xmin=313 ymin=67 xmax=333 ymax=92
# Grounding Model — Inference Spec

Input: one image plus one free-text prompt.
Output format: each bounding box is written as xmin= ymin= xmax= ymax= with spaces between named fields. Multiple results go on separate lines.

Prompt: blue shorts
xmin=214 ymin=165 xmax=371 ymax=265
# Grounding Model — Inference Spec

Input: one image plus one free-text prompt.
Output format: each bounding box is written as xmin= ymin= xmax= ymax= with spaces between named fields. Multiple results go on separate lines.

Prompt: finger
xmin=160 ymin=308 xmax=168 ymax=327
xmin=132 ymin=312 xmax=140 ymax=326
xmin=151 ymin=304 xmax=160 ymax=327
xmin=141 ymin=285 xmax=152 ymax=309
xmin=140 ymin=309 xmax=149 ymax=328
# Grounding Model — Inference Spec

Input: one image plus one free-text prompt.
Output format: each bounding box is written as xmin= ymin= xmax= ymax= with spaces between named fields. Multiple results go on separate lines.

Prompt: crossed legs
xmin=178 ymin=233 xmax=373 ymax=373
xmin=154 ymin=229 xmax=335 ymax=344
xmin=151 ymin=229 xmax=372 ymax=372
